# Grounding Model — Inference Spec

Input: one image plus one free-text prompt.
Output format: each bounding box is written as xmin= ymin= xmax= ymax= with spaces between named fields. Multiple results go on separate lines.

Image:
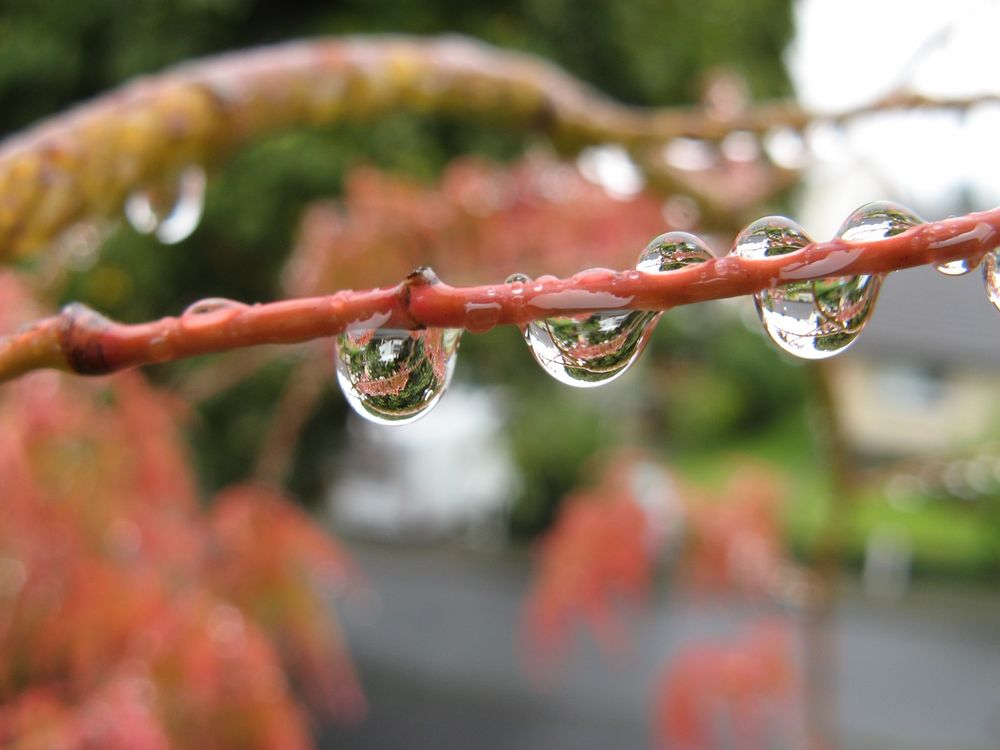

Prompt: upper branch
xmin=2 ymin=209 xmax=997 ymax=382
xmin=1 ymin=35 xmax=996 ymax=259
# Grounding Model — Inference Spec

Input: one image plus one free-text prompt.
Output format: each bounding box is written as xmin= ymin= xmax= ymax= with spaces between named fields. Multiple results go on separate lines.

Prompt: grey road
xmin=319 ymin=542 xmax=1000 ymax=750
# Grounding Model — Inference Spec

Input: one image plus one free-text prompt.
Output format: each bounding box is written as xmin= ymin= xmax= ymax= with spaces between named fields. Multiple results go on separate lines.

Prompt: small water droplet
xmin=463 ymin=301 xmax=501 ymax=333
xmin=982 ymin=249 xmax=1000 ymax=312
xmin=506 ymin=273 xmax=531 ymax=311
xmin=936 ymin=258 xmax=978 ymax=276
xmin=334 ymin=328 xmax=461 ymax=425
xmin=180 ymin=297 xmax=248 ymax=330
xmin=124 ymin=165 xmax=206 ymax=245
xmin=637 ymin=231 xmax=714 ymax=272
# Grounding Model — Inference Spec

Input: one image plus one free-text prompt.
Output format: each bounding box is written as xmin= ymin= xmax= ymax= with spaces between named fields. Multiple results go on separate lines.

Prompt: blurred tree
xmin=0 ymin=0 xmax=795 ymax=501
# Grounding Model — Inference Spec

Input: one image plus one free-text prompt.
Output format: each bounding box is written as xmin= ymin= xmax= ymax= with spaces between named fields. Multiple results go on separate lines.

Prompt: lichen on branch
xmin=1 ymin=35 xmax=996 ymax=260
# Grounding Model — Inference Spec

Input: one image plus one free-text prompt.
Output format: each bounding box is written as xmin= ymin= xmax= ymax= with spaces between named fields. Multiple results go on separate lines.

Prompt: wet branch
xmin=2 ymin=209 xmax=998 ymax=383
xmin=1 ymin=35 xmax=998 ymax=259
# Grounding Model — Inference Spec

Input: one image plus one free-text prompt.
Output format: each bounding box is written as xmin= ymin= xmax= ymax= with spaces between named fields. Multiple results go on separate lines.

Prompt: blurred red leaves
xmin=521 ymin=486 xmax=651 ymax=671
xmin=284 ymin=153 xmax=671 ymax=296
xmin=521 ymin=453 xmax=804 ymax=747
xmin=520 ymin=452 xmax=675 ymax=672
xmin=680 ymin=466 xmax=802 ymax=601
xmin=0 ymin=274 xmax=362 ymax=749
xmin=653 ymin=620 xmax=799 ymax=750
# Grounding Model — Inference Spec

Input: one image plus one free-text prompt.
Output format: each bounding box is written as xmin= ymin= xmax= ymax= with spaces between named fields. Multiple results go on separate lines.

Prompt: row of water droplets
xmin=334 ymin=200 xmax=1000 ymax=425
xmin=112 ymin=172 xmax=1000 ymax=425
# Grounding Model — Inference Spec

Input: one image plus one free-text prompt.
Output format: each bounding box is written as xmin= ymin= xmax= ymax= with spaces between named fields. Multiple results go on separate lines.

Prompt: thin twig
xmin=1 ymin=35 xmax=998 ymax=259
xmin=2 ymin=209 xmax=998 ymax=383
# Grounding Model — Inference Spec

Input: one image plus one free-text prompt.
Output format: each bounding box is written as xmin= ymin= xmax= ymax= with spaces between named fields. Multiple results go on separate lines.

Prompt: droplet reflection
xmin=524 ymin=232 xmax=712 ymax=387
xmin=982 ymin=249 xmax=1000 ymax=312
xmin=335 ymin=328 xmax=462 ymax=425
xmin=733 ymin=203 xmax=921 ymax=360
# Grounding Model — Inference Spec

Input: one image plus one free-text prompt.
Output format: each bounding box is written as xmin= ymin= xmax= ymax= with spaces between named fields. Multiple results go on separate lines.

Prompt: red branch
xmin=2 ymin=208 xmax=998 ymax=381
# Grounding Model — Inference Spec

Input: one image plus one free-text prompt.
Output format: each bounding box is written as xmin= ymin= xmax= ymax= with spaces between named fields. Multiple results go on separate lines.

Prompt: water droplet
xmin=732 ymin=216 xmax=811 ymax=261
xmin=523 ymin=234 xmax=712 ymax=387
xmin=180 ymin=297 xmax=248 ymax=330
xmin=334 ymin=328 xmax=461 ymax=425
xmin=735 ymin=204 xmax=922 ymax=360
xmin=835 ymin=201 xmax=923 ymax=242
xmin=505 ymin=273 xmax=531 ymax=312
xmin=463 ymin=301 xmax=501 ymax=333
xmin=733 ymin=217 xmax=839 ymax=359
xmin=637 ymin=231 xmax=714 ymax=272
xmin=982 ymin=249 xmax=1000 ymax=312
xmin=124 ymin=165 xmax=206 ymax=245
xmin=937 ymin=258 xmax=978 ymax=276
xmin=524 ymin=310 xmax=657 ymax=388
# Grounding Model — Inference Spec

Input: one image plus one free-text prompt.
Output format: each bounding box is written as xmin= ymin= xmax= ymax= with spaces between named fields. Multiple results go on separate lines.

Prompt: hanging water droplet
xmin=828 ymin=200 xmax=923 ymax=332
xmin=982 ymin=249 xmax=1000 ymax=312
xmin=524 ymin=309 xmax=657 ymax=387
xmin=733 ymin=216 xmax=841 ymax=359
xmin=334 ymin=328 xmax=461 ymax=425
xmin=524 ymin=238 xmax=712 ymax=388
xmin=733 ymin=204 xmax=922 ymax=360
xmin=124 ymin=165 xmax=206 ymax=245
xmin=936 ymin=257 xmax=978 ymax=276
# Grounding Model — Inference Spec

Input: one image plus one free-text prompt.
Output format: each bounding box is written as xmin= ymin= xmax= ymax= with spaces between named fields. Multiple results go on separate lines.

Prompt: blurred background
xmin=1 ymin=0 xmax=999 ymax=748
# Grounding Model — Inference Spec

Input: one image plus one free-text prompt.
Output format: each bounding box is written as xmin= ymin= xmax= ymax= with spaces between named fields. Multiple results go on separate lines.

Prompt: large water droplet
xmin=732 ymin=217 xmax=838 ymax=359
xmin=827 ymin=200 xmax=923 ymax=331
xmin=524 ymin=235 xmax=712 ymax=388
xmin=524 ymin=310 xmax=657 ymax=388
xmin=334 ymin=328 xmax=461 ymax=425
xmin=124 ymin=165 xmax=206 ymax=245
xmin=734 ymin=204 xmax=922 ymax=360
xmin=982 ymin=250 xmax=1000 ymax=312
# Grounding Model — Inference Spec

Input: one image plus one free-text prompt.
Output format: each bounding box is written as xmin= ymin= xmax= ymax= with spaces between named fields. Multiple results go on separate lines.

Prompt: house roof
xmin=849 ymin=265 xmax=1000 ymax=369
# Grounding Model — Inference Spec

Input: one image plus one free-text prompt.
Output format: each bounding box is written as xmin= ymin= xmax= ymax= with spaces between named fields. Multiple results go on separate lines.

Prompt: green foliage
xmin=648 ymin=303 xmax=812 ymax=445
xmin=188 ymin=356 xmax=298 ymax=492
xmin=507 ymin=388 xmax=618 ymax=537
xmin=2 ymin=0 xmax=796 ymax=518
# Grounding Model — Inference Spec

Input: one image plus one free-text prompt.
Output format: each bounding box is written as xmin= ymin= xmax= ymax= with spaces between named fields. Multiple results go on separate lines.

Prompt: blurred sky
xmin=790 ymin=0 xmax=1000 ymax=234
